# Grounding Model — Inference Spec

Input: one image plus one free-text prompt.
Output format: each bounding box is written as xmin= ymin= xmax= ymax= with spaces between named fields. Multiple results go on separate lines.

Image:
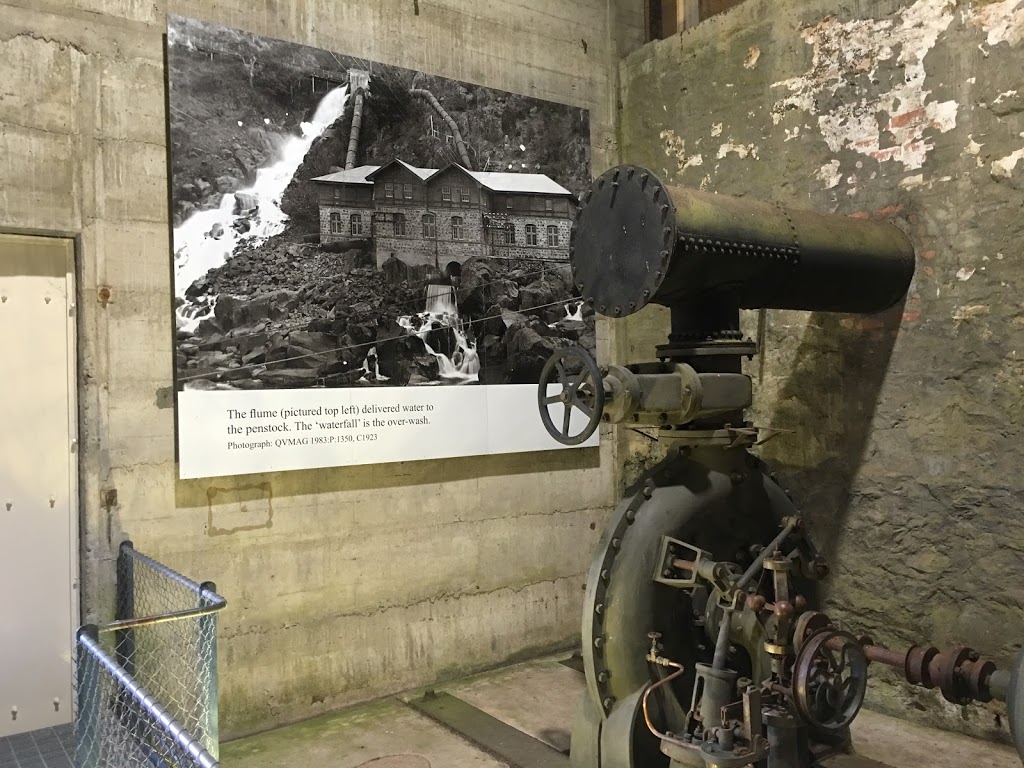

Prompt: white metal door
xmin=0 ymin=234 xmax=78 ymax=736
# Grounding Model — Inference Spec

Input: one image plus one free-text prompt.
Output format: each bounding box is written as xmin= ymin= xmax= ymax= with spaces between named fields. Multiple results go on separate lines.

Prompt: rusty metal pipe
xmin=827 ymin=637 xmax=1004 ymax=705
xmin=861 ymin=645 xmax=906 ymax=668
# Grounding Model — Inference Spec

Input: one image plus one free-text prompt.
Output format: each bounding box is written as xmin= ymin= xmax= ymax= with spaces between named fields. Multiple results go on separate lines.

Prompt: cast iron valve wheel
xmin=537 ymin=346 xmax=605 ymax=445
xmin=793 ymin=628 xmax=869 ymax=732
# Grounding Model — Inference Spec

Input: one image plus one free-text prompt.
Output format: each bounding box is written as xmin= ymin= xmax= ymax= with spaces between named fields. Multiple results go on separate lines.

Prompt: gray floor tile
xmin=0 ymin=725 xmax=73 ymax=768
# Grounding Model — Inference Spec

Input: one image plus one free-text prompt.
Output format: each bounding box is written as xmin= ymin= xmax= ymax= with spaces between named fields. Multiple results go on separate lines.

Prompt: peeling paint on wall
xmin=717 ymin=142 xmax=758 ymax=159
xmin=964 ymin=0 xmax=1024 ymax=47
xmin=952 ymin=304 xmax=990 ymax=320
xmin=991 ymin=147 xmax=1024 ymax=179
xmin=772 ymin=0 xmax=959 ymax=172
xmin=899 ymin=172 xmax=952 ymax=189
xmin=899 ymin=173 xmax=924 ymax=189
xmin=816 ymin=159 xmax=842 ymax=188
xmin=659 ymin=129 xmax=704 ymax=173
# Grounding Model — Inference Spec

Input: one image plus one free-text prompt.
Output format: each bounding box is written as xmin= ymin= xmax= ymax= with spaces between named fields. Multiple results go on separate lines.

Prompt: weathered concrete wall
xmin=619 ymin=0 xmax=1024 ymax=741
xmin=0 ymin=0 xmax=643 ymax=739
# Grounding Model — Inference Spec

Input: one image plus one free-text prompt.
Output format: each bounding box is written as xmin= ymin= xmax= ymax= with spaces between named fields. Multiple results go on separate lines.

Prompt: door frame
xmin=0 ymin=230 xmax=81 ymax=730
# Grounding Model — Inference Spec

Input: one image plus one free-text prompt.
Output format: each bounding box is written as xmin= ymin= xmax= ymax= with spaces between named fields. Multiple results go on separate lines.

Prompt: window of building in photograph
xmin=506 ymin=196 xmax=513 ymax=209
xmin=403 ymin=183 xmax=412 ymax=199
xmin=333 ymin=187 xmax=342 ymax=200
xmin=394 ymin=213 xmax=407 ymax=236
xmin=545 ymin=198 xmax=553 ymax=211
xmin=350 ymin=213 xmax=363 ymax=236
xmin=451 ymin=216 xmax=465 ymax=241
xmin=546 ymin=225 xmax=559 ymax=247
xmin=505 ymin=223 xmax=516 ymax=244
xmin=442 ymin=185 xmax=452 ymax=202
xmin=330 ymin=211 xmax=343 ymax=234
xmin=422 ymin=213 xmax=437 ymax=238
xmin=526 ymin=223 xmax=538 ymax=246
xmin=385 ymin=182 xmax=394 ymax=198
xmin=460 ymin=187 xmax=471 ymax=203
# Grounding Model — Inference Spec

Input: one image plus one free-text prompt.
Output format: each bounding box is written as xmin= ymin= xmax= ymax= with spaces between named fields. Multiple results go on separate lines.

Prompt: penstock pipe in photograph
xmin=568 ymin=165 xmax=916 ymax=320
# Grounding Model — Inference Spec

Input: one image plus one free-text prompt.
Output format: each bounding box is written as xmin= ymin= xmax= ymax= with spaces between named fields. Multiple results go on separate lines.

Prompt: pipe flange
xmin=966 ymin=657 xmax=997 ymax=703
xmin=938 ymin=646 xmax=974 ymax=705
xmin=905 ymin=644 xmax=940 ymax=688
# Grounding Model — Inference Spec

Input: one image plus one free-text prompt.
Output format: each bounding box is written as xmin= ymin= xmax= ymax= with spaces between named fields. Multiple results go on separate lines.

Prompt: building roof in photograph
xmin=366 ymin=158 xmax=438 ymax=181
xmin=400 ymin=159 xmax=438 ymax=180
xmin=312 ymin=159 xmax=573 ymax=197
xmin=311 ymin=165 xmax=380 ymax=185
xmin=467 ymin=170 xmax=571 ymax=196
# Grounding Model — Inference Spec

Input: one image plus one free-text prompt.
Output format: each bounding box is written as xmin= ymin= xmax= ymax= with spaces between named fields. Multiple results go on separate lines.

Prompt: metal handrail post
xmin=199 ymin=582 xmax=220 ymax=759
xmin=115 ymin=539 xmax=136 ymax=675
xmin=75 ymin=625 xmax=101 ymax=768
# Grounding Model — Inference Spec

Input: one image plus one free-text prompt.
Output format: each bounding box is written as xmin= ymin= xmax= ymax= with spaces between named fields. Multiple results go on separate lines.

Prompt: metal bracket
xmin=653 ymin=536 xmax=711 ymax=588
xmin=653 ymin=536 xmax=743 ymax=611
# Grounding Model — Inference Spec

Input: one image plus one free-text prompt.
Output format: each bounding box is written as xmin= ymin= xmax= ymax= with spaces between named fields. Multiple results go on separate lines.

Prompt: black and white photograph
xmin=169 ymin=16 xmax=595 ymax=393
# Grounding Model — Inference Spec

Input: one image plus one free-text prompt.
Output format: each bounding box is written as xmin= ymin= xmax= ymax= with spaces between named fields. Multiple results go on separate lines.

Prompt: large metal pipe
xmin=345 ymin=89 xmax=365 ymax=170
xmin=570 ymin=165 xmax=915 ymax=319
xmin=410 ymin=87 xmax=473 ymax=169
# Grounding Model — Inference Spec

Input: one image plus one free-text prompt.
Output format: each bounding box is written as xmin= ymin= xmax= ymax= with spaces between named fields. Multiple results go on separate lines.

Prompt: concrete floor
xmin=222 ymin=655 xmax=1020 ymax=768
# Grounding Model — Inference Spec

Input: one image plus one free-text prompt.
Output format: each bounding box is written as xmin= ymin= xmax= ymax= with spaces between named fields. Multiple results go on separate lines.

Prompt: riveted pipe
xmin=569 ymin=165 xmax=915 ymax=319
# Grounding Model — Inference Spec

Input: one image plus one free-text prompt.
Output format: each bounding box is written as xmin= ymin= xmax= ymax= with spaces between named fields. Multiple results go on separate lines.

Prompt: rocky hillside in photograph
xmin=280 ymin=66 xmax=592 ymax=230
xmin=166 ymin=17 xmax=364 ymax=225
xmin=176 ymin=244 xmax=594 ymax=390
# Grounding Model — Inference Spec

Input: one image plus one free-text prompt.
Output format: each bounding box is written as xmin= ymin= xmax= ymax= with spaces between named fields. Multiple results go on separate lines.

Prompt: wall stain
xmin=207 ymin=482 xmax=274 ymax=536
xmin=154 ymin=386 xmax=173 ymax=409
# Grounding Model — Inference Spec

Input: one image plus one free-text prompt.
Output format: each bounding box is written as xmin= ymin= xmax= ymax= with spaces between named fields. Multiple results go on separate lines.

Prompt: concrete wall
xmin=0 ymin=0 xmax=644 ymax=739
xmin=618 ymin=0 xmax=1024 ymax=741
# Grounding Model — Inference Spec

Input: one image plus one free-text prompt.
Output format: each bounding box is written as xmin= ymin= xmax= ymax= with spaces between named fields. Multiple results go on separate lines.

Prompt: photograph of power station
xmin=169 ymin=16 xmax=594 ymax=390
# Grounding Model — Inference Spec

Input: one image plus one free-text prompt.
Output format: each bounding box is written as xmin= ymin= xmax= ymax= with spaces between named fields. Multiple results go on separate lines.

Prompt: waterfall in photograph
xmin=397 ymin=285 xmax=480 ymax=385
xmin=172 ymin=85 xmax=351 ymax=332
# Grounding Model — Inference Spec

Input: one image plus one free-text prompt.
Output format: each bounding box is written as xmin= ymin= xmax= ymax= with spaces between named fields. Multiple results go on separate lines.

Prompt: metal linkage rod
xmin=737 ymin=517 xmax=799 ymax=591
xmin=712 ymin=518 xmax=799 ymax=672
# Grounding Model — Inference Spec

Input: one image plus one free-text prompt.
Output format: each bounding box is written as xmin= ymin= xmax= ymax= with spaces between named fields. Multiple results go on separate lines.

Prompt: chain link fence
xmin=75 ymin=541 xmax=226 ymax=767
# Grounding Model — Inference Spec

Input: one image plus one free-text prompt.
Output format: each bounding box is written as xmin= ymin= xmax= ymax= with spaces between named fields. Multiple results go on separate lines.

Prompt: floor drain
xmin=353 ymin=756 xmax=431 ymax=768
